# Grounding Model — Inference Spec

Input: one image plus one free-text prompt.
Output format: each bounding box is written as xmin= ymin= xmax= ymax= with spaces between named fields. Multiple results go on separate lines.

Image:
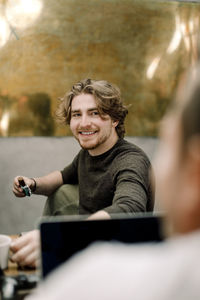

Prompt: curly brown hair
xmin=55 ymin=79 xmax=128 ymax=138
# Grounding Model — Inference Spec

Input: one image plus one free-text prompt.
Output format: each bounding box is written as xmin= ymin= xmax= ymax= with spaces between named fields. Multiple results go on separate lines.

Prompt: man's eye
xmin=72 ymin=113 xmax=81 ymax=118
xmin=91 ymin=111 xmax=99 ymax=116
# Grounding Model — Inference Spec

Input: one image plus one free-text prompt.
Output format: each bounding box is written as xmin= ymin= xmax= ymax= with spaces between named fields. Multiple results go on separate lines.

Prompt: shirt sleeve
xmin=61 ymin=153 xmax=79 ymax=184
xmin=103 ymin=152 xmax=153 ymax=214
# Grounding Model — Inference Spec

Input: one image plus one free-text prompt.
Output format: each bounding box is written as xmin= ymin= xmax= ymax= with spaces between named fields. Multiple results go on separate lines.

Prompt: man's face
xmin=154 ymin=114 xmax=188 ymax=235
xmin=70 ymin=93 xmax=118 ymax=156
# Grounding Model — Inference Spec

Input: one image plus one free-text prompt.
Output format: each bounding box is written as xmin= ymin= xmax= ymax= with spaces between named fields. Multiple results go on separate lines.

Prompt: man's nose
xmin=80 ymin=114 xmax=91 ymax=127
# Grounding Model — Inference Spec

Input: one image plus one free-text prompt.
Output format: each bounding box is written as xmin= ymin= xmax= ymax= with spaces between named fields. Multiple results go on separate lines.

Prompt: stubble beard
xmin=75 ymin=130 xmax=112 ymax=151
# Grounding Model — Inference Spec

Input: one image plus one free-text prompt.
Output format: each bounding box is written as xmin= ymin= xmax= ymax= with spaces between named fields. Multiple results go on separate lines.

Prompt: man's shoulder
xmin=109 ymin=139 xmax=152 ymax=176
xmin=114 ymin=138 xmax=150 ymax=161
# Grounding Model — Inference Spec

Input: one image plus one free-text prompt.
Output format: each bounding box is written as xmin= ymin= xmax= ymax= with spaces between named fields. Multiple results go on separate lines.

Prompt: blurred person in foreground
xmin=11 ymin=79 xmax=154 ymax=267
xmin=27 ymin=65 xmax=200 ymax=300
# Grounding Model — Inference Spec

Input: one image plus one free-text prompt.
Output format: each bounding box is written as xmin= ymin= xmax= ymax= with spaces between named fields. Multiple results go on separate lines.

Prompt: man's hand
xmin=13 ymin=176 xmax=35 ymax=197
xmin=10 ymin=230 xmax=40 ymax=268
xmin=87 ymin=210 xmax=111 ymax=220
xmin=13 ymin=171 xmax=63 ymax=197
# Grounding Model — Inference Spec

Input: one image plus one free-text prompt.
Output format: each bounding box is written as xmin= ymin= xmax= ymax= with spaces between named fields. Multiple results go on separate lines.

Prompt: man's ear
xmin=112 ymin=120 xmax=119 ymax=128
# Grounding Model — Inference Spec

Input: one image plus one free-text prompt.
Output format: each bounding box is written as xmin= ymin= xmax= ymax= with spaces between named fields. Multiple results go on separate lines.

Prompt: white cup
xmin=0 ymin=234 xmax=12 ymax=269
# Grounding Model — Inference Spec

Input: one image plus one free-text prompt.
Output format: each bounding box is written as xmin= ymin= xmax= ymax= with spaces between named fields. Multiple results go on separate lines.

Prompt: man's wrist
xmin=30 ymin=178 xmax=37 ymax=193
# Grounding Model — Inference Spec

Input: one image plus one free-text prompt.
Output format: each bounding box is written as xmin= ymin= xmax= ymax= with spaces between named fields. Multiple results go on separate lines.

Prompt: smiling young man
xmin=11 ymin=79 xmax=154 ymax=266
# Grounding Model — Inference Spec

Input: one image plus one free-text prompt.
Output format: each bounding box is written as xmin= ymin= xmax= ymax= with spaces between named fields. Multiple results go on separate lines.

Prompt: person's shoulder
xmin=110 ymin=139 xmax=152 ymax=175
xmin=115 ymin=139 xmax=150 ymax=162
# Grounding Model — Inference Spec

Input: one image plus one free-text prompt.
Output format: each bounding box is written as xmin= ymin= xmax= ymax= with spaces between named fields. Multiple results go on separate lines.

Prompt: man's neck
xmin=88 ymin=134 xmax=119 ymax=156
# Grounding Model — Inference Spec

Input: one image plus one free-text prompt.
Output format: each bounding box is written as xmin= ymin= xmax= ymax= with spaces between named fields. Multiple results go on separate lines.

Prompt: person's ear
xmin=186 ymin=135 xmax=200 ymax=186
xmin=174 ymin=136 xmax=200 ymax=234
xmin=112 ymin=120 xmax=119 ymax=128
xmin=183 ymin=136 xmax=200 ymax=221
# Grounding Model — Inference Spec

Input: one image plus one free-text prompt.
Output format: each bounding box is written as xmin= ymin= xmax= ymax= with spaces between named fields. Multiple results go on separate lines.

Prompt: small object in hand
xmin=18 ymin=177 xmax=31 ymax=197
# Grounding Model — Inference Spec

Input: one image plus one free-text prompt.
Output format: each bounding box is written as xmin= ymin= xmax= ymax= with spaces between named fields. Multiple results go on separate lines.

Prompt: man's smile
xmin=79 ymin=131 xmax=97 ymax=136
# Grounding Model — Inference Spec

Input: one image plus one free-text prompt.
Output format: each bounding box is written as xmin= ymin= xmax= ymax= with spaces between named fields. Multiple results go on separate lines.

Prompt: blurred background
xmin=0 ymin=0 xmax=200 ymax=234
xmin=0 ymin=0 xmax=200 ymax=137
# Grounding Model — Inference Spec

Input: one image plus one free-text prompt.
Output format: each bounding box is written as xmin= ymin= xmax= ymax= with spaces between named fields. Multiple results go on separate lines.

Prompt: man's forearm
xmin=33 ymin=170 xmax=63 ymax=196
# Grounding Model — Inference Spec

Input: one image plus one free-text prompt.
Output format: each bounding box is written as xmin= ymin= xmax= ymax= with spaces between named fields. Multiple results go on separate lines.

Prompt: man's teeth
xmin=81 ymin=131 xmax=95 ymax=135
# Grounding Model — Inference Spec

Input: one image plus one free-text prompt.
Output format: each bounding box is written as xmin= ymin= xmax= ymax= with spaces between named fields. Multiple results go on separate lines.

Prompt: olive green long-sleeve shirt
xmin=61 ymin=138 xmax=154 ymax=215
